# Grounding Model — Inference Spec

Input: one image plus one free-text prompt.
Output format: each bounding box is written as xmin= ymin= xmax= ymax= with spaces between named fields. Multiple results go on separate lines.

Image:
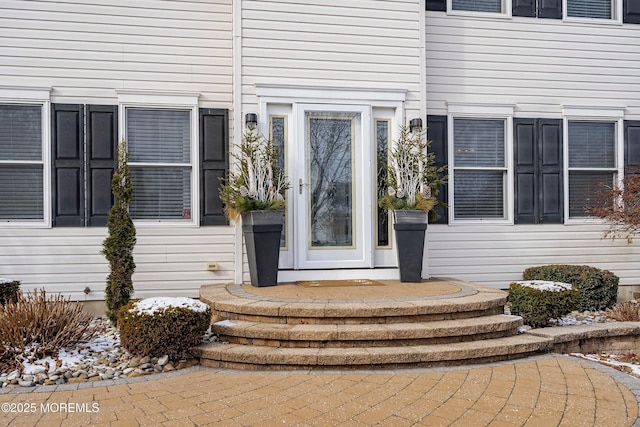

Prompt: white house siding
xmin=425 ymin=14 xmax=640 ymax=118
xmin=241 ymin=0 xmax=424 ymax=115
xmin=239 ymin=0 xmax=424 ymax=282
xmin=425 ymin=13 xmax=640 ymax=297
xmin=0 ymin=0 xmax=234 ymax=300
xmin=0 ymin=0 xmax=233 ymax=107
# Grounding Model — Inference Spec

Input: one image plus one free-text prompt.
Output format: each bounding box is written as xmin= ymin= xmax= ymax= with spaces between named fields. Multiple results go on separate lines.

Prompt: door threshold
xmin=278 ymin=268 xmax=400 ymax=282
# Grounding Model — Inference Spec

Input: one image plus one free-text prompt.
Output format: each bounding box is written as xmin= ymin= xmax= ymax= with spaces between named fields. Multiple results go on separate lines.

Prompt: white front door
xmin=294 ymin=104 xmax=373 ymax=269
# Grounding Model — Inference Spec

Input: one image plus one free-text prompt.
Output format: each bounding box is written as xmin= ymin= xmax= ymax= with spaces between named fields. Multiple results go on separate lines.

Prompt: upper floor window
xmin=0 ymin=104 xmax=45 ymax=223
xmin=565 ymin=0 xmax=619 ymax=20
xmin=566 ymin=120 xmax=620 ymax=218
xmin=451 ymin=0 xmax=507 ymax=13
xmin=452 ymin=0 xmax=503 ymax=12
xmin=452 ymin=117 xmax=509 ymax=221
xmin=126 ymin=108 xmax=194 ymax=222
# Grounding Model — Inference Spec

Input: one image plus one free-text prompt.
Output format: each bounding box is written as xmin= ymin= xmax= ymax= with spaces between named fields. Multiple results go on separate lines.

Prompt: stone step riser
xmin=212 ymin=306 xmax=505 ymax=325
xmin=212 ymin=315 xmax=523 ymax=348
xmin=194 ymin=335 xmax=552 ymax=370
xmin=199 ymin=351 xmax=544 ymax=371
xmin=218 ymin=329 xmax=520 ymax=348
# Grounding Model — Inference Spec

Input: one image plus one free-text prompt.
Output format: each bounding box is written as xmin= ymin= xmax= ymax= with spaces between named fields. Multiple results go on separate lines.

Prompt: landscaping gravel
xmin=0 ymin=318 xmax=217 ymax=388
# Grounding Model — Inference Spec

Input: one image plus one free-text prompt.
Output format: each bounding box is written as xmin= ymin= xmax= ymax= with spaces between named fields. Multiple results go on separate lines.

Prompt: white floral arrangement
xmin=219 ymin=130 xmax=289 ymax=220
xmin=379 ymin=125 xmax=446 ymax=213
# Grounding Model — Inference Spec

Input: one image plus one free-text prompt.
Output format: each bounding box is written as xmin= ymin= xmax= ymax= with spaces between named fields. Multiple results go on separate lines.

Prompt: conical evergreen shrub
xmin=102 ymin=140 xmax=136 ymax=324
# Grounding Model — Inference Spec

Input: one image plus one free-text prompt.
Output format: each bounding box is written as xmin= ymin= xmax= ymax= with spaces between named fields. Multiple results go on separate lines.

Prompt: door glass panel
xmin=307 ymin=112 xmax=356 ymax=248
xmin=270 ymin=115 xmax=287 ymax=248
xmin=375 ymin=119 xmax=390 ymax=247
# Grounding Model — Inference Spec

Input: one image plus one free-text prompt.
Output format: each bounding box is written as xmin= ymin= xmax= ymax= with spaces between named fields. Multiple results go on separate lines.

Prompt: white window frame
xmin=562 ymin=0 xmax=622 ymax=24
xmin=447 ymin=0 xmax=512 ymax=18
xmin=562 ymin=107 xmax=624 ymax=223
xmin=447 ymin=103 xmax=514 ymax=225
xmin=0 ymin=87 xmax=51 ymax=228
xmin=117 ymin=91 xmax=200 ymax=226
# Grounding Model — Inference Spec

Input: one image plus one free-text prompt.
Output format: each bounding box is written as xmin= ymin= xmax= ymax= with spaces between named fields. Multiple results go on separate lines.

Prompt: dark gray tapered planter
xmin=393 ymin=210 xmax=428 ymax=283
xmin=241 ymin=210 xmax=284 ymax=287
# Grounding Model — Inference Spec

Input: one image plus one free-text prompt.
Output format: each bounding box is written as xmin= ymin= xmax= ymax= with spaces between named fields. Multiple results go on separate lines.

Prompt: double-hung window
xmin=566 ymin=118 xmax=621 ymax=219
xmin=0 ymin=100 xmax=48 ymax=225
xmin=126 ymin=108 xmax=194 ymax=222
xmin=119 ymin=91 xmax=199 ymax=224
xmin=565 ymin=0 xmax=620 ymax=20
xmin=450 ymin=110 xmax=512 ymax=222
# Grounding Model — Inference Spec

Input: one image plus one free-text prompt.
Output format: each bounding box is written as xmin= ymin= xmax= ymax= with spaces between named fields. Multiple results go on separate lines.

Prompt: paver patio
xmin=1 ymin=354 xmax=639 ymax=426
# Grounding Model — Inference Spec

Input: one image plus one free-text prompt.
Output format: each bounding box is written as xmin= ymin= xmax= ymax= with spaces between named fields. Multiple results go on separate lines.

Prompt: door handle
xmin=299 ymin=179 xmax=309 ymax=194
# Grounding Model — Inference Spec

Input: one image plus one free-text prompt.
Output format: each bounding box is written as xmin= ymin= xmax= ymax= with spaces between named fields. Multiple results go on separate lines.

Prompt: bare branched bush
xmin=588 ymin=170 xmax=640 ymax=244
xmin=0 ymin=290 xmax=101 ymax=366
xmin=606 ymin=301 xmax=640 ymax=322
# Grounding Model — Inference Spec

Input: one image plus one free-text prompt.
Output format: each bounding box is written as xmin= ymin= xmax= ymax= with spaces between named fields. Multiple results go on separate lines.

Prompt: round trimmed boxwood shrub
xmin=508 ymin=281 xmax=580 ymax=328
xmin=117 ymin=297 xmax=211 ymax=360
xmin=523 ymin=264 xmax=618 ymax=311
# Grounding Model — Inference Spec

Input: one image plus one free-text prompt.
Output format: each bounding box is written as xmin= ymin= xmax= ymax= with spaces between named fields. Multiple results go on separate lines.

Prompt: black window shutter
xmin=625 ymin=121 xmax=640 ymax=172
xmin=87 ymin=105 xmax=118 ymax=226
xmin=200 ymin=108 xmax=229 ymax=225
xmin=426 ymin=0 xmax=446 ymax=11
xmin=514 ymin=119 xmax=537 ymax=224
xmin=513 ymin=118 xmax=563 ymax=224
xmin=538 ymin=0 xmax=562 ymax=18
xmin=427 ymin=115 xmax=448 ymax=224
xmin=513 ymin=0 xmax=536 ymax=17
xmin=538 ymin=119 xmax=563 ymax=223
xmin=624 ymin=0 xmax=640 ymax=23
xmin=52 ymin=104 xmax=84 ymax=226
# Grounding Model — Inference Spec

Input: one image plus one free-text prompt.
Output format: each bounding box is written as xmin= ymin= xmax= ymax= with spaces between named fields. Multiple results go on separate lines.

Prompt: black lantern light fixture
xmin=245 ymin=113 xmax=258 ymax=130
xmin=409 ymin=118 xmax=423 ymax=133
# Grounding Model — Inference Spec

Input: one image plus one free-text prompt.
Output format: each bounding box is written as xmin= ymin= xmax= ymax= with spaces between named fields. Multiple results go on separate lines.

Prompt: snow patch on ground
xmin=20 ymin=329 xmax=121 ymax=375
xmin=514 ymin=280 xmax=574 ymax=292
xmin=214 ymin=320 xmax=236 ymax=327
xmin=570 ymin=353 xmax=640 ymax=378
xmin=130 ymin=297 xmax=209 ymax=315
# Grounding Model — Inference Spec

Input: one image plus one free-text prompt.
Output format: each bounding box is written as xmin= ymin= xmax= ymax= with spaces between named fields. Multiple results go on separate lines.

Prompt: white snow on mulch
xmin=20 ymin=328 xmax=121 ymax=375
xmin=570 ymin=353 xmax=640 ymax=378
xmin=514 ymin=280 xmax=574 ymax=292
xmin=130 ymin=297 xmax=209 ymax=315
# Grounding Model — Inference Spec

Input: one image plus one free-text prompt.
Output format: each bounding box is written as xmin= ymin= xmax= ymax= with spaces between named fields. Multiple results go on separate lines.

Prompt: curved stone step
xmin=213 ymin=314 xmax=524 ymax=348
xmin=194 ymin=334 xmax=552 ymax=370
xmin=201 ymin=282 xmax=507 ymax=324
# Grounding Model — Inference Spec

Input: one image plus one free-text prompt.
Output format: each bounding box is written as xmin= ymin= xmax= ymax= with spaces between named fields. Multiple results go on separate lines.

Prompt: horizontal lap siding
xmin=427 ymin=224 xmax=640 ymax=294
xmin=0 ymin=0 xmax=233 ymax=106
xmin=0 ymin=1 xmax=234 ymax=299
xmin=242 ymin=0 xmax=422 ymax=113
xmin=425 ymin=15 xmax=640 ymax=118
xmin=0 ymin=228 xmax=235 ymax=300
